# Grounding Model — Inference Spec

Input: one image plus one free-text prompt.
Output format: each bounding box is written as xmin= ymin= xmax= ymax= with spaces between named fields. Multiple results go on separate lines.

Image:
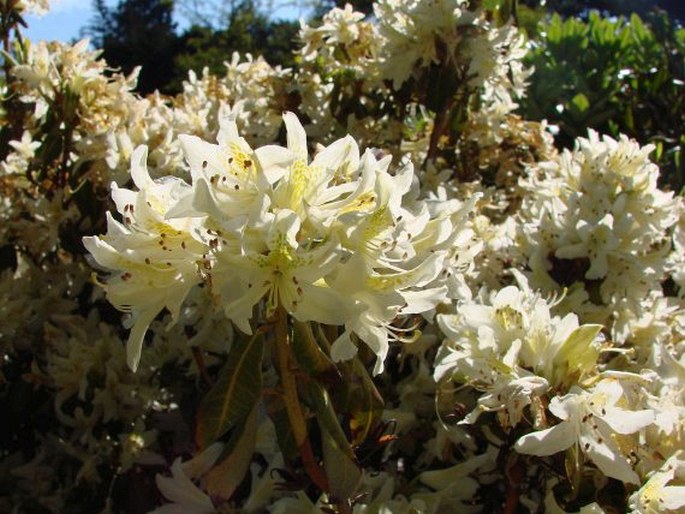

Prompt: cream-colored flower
xmin=212 ymin=209 xmax=347 ymax=334
xmin=83 ymin=146 xmax=206 ymax=370
xmin=515 ymin=379 xmax=654 ymax=484
xmin=629 ymin=452 xmax=685 ymax=513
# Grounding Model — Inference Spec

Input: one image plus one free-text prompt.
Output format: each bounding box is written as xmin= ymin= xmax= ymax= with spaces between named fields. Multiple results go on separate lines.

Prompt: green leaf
xmin=569 ymin=92 xmax=590 ymax=115
xmin=195 ymin=333 xmax=264 ymax=450
xmin=292 ymin=320 xmax=340 ymax=382
xmin=265 ymin=390 xmax=298 ymax=462
xmin=341 ymin=356 xmax=384 ymax=447
xmin=630 ymin=14 xmax=647 ymax=42
xmin=306 ymin=380 xmax=356 ymax=462
xmin=654 ymin=140 xmax=664 ymax=162
xmin=321 ymin=423 xmax=361 ymax=504
xmin=203 ymin=405 xmax=258 ymax=500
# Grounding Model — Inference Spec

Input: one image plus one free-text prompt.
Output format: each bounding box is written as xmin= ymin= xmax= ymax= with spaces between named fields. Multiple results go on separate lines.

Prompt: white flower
xmin=515 ymin=379 xmax=654 ymax=484
xmin=435 ymin=273 xmax=603 ymax=398
xmin=298 ymin=4 xmax=381 ymax=78
xmin=271 ymin=111 xmax=362 ymax=220
xmin=464 ymin=374 xmax=550 ymax=427
xmin=519 ymin=130 xmax=679 ymax=340
xmin=373 ymin=0 xmax=530 ymax=105
xmin=175 ymin=113 xmax=282 ymax=221
xmin=151 ymin=444 xmax=224 ymax=514
xmin=555 ymin=214 xmax=620 ymax=280
xmin=83 ymin=146 xmax=206 ymax=371
xmin=212 ymin=209 xmax=348 ymax=334
xmin=8 ymin=130 xmax=41 ymax=160
xmin=629 ymin=452 xmax=685 ymax=513
xmin=331 ymin=252 xmax=446 ymax=374
xmin=15 ymin=0 xmax=50 ymax=16
xmin=86 ymin=110 xmax=472 ymax=375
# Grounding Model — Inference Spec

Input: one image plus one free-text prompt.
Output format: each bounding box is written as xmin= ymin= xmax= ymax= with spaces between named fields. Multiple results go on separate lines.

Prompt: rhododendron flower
xmin=270 ymin=112 xmax=362 ymax=218
xmin=152 ymin=444 xmax=224 ymax=514
xmin=85 ymin=111 xmax=476 ymax=374
xmin=515 ymin=379 xmax=654 ymax=484
xmin=212 ymin=209 xmax=348 ymax=334
xmin=83 ymin=146 xmax=206 ymax=371
xmin=15 ymin=0 xmax=50 ymax=15
xmin=629 ymin=452 xmax=685 ymax=514
xmin=519 ymin=130 xmax=679 ymax=341
xmin=555 ymin=214 xmax=620 ymax=280
xmin=435 ymin=272 xmax=604 ymax=397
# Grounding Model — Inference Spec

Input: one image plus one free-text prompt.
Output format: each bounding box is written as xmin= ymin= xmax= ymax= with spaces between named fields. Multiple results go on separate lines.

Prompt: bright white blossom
xmin=85 ymin=112 xmax=477 ymax=374
xmin=83 ymin=146 xmax=206 ymax=370
xmin=13 ymin=0 xmax=50 ymax=15
xmin=519 ymin=131 xmax=679 ymax=341
xmin=515 ymin=379 xmax=654 ymax=484
xmin=374 ymin=0 xmax=530 ymax=99
xmin=435 ymin=272 xmax=604 ymax=426
xmin=629 ymin=452 xmax=685 ymax=513
xmin=4 ymin=2 xmax=685 ymax=512
xmin=152 ymin=445 xmax=224 ymax=514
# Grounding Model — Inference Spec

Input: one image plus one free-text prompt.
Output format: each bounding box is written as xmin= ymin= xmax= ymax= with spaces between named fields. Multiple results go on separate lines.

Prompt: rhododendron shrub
xmin=2 ymin=1 xmax=684 ymax=513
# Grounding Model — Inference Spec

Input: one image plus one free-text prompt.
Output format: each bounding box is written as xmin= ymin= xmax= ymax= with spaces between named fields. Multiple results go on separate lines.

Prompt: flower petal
xmin=514 ymin=421 xmax=575 ymax=456
xmin=580 ymin=432 xmax=639 ymax=484
xmin=603 ymin=408 xmax=654 ymax=435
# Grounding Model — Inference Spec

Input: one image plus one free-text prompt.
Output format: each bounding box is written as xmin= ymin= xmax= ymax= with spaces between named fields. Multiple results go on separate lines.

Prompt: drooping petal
xmin=125 ymin=309 xmax=158 ymax=372
xmin=602 ymin=408 xmax=654 ymax=435
xmin=580 ymin=432 xmax=640 ymax=484
xmin=330 ymin=330 xmax=358 ymax=363
xmin=661 ymin=486 xmax=685 ymax=510
xmin=153 ymin=459 xmax=215 ymax=513
xmin=514 ymin=421 xmax=576 ymax=456
xmin=130 ymin=145 xmax=153 ymax=190
xmin=255 ymin=144 xmax=291 ymax=184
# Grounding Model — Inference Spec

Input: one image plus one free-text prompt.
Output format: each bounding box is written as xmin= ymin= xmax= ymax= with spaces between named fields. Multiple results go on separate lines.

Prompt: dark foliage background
xmin=519 ymin=8 xmax=685 ymax=191
xmin=87 ymin=0 xmax=298 ymax=94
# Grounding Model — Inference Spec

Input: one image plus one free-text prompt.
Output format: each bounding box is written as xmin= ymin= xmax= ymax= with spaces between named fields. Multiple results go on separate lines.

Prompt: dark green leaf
xmin=203 ymin=405 xmax=258 ymax=500
xmin=340 ymin=356 xmax=384 ymax=447
xmin=265 ymin=394 xmax=298 ymax=462
xmin=195 ymin=333 xmax=264 ymax=450
xmin=321 ymin=424 xmax=361 ymax=503
xmin=292 ymin=320 xmax=340 ymax=382
xmin=306 ymin=380 xmax=356 ymax=462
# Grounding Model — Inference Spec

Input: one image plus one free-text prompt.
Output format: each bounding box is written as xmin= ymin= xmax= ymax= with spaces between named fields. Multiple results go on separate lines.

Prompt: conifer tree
xmin=89 ymin=0 xmax=179 ymax=94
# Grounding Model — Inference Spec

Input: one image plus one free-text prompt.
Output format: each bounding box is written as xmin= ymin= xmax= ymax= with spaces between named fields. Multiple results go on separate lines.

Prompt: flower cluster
xmin=2 ymin=1 xmax=685 ymax=512
xmin=519 ymin=130 xmax=681 ymax=340
xmin=299 ymin=4 xmax=381 ymax=80
xmin=85 ymin=111 xmax=477 ymax=374
xmin=10 ymin=0 xmax=49 ymax=15
xmin=374 ymin=0 xmax=530 ymax=103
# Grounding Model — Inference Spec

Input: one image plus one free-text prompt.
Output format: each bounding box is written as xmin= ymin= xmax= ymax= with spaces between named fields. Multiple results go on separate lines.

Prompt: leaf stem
xmin=191 ymin=346 xmax=214 ymax=388
xmin=504 ymin=455 xmax=524 ymax=514
xmin=275 ymin=307 xmax=329 ymax=492
xmin=425 ymin=94 xmax=457 ymax=167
